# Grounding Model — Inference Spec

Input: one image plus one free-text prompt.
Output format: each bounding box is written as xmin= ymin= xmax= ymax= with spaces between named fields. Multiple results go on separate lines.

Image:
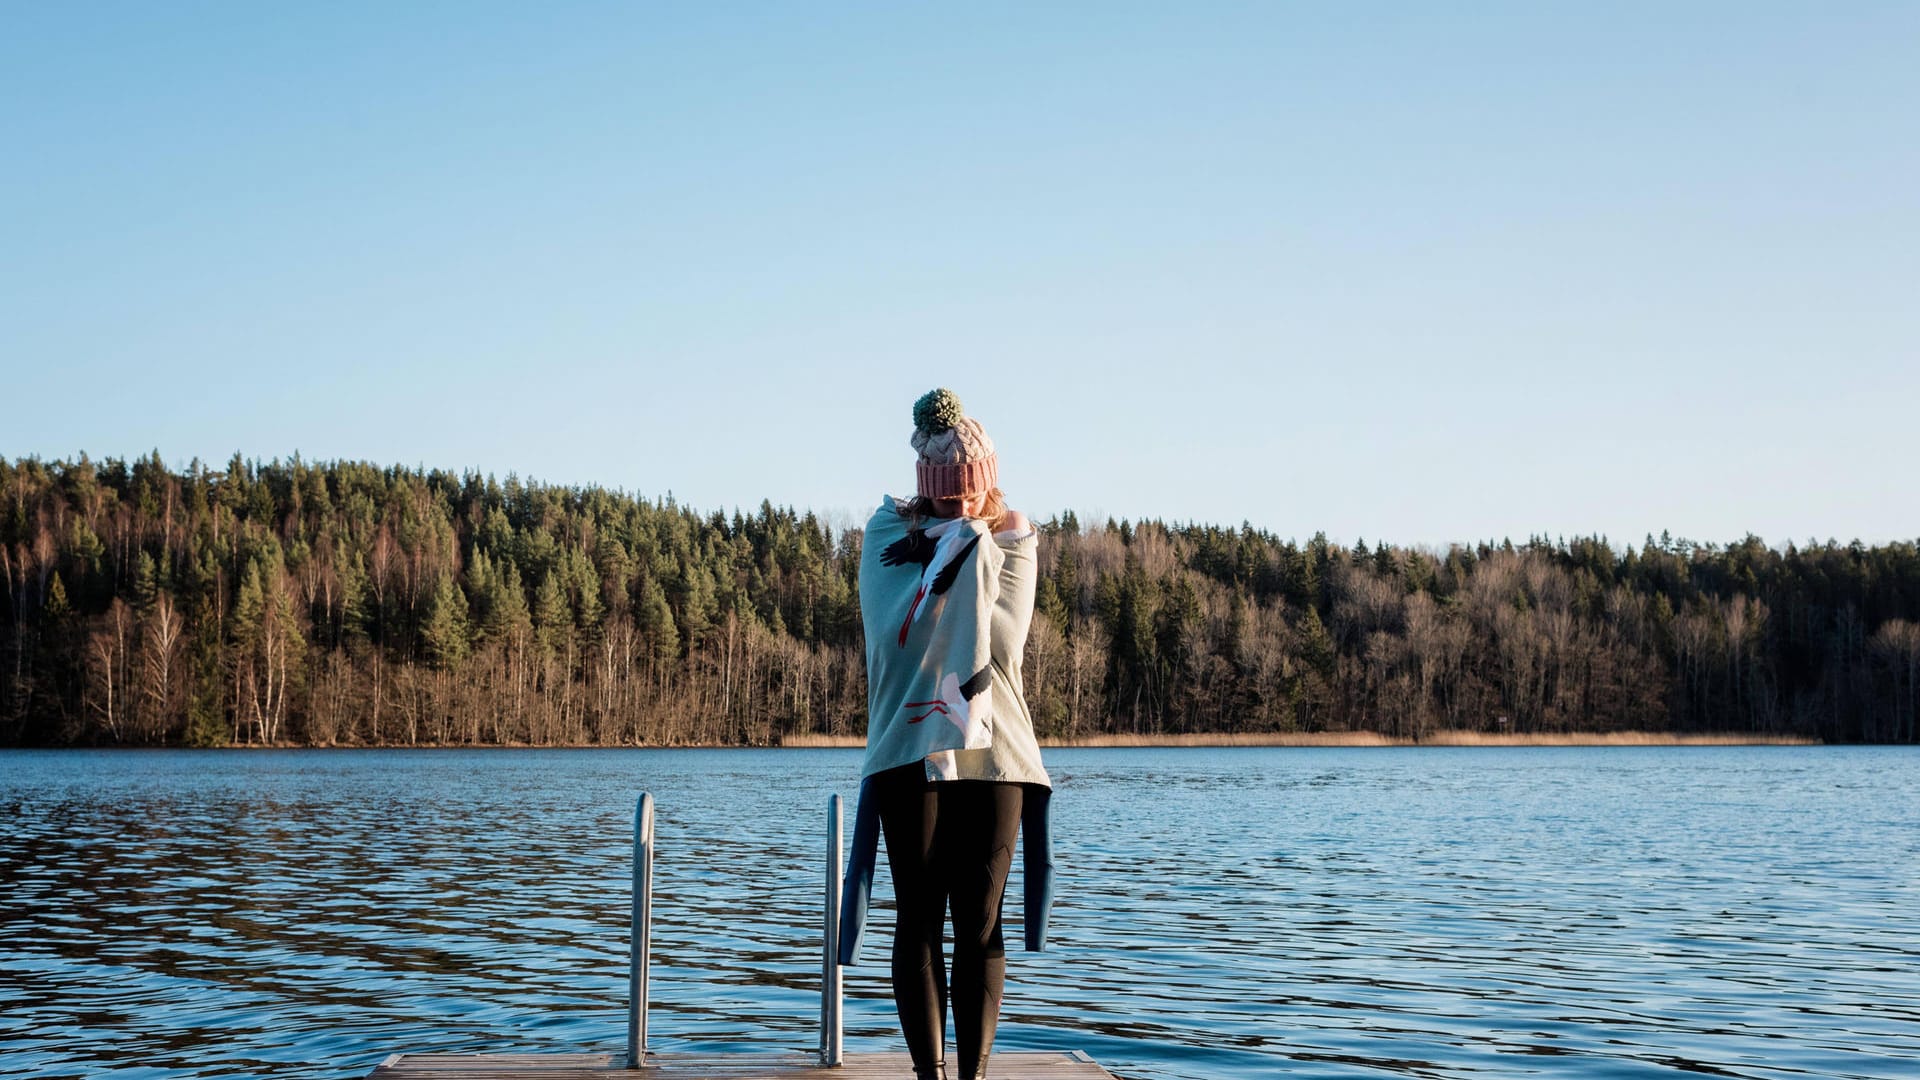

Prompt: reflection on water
xmin=2 ymin=747 xmax=1918 ymax=1079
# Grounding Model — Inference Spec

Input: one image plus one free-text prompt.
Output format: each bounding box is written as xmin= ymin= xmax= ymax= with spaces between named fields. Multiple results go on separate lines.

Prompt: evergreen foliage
xmin=1 ymin=452 xmax=1916 ymax=745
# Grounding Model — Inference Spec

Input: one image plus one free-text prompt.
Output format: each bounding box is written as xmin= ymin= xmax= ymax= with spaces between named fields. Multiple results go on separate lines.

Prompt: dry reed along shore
xmin=778 ymin=731 xmax=1818 ymax=748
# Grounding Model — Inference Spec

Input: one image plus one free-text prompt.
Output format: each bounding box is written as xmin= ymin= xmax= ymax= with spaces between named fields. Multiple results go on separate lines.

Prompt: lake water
xmin=1 ymin=746 xmax=1917 ymax=1080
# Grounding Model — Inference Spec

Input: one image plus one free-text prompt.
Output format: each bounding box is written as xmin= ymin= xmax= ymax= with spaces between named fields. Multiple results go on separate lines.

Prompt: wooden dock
xmin=364 ymin=797 xmax=1118 ymax=1080
xmin=365 ymin=1050 xmax=1117 ymax=1079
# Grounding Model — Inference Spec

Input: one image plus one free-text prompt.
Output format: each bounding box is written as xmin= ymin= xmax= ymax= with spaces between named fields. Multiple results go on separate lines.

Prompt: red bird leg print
xmin=897 ymin=585 xmax=928 ymax=646
xmin=902 ymin=699 xmax=950 ymax=724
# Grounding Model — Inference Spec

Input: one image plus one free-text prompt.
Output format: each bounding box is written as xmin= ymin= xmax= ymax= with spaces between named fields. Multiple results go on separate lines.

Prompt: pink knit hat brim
xmin=917 ymin=457 xmax=998 ymax=500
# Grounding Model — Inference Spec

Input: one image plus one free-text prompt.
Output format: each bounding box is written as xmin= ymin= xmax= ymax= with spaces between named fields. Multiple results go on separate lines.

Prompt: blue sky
xmin=3 ymin=3 xmax=1914 ymax=548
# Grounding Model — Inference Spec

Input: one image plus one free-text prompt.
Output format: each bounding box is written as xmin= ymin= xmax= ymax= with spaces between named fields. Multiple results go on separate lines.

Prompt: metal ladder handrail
xmin=624 ymin=791 xmax=846 ymax=1070
xmin=821 ymin=793 xmax=845 ymax=1066
xmin=626 ymin=793 xmax=655 ymax=1069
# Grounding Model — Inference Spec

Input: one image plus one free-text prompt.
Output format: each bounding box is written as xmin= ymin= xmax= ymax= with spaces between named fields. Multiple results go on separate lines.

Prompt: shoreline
xmin=673 ymin=729 xmax=1823 ymax=748
xmin=1031 ymin=730 xmax=1821 ymax=748
xmin=6 ymin=730 xmax=1826 ymax=750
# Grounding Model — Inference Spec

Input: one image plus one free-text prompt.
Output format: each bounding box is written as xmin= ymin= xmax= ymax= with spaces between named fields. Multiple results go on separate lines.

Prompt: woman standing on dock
xmin=841 ymin=388 xmax=1055 ymax=1080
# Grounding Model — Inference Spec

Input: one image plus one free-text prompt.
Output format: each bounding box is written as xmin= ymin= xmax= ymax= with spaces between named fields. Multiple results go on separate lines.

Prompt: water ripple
xmin=1 ymin=746 xmax=1917 ymax=1079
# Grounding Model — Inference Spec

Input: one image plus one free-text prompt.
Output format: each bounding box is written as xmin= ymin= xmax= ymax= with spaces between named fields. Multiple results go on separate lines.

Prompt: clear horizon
xmin=4 ymin=4 xmax=1915 ymax=548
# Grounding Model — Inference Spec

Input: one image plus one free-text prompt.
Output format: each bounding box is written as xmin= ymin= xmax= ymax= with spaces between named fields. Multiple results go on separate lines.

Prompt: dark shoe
xmin=913 ymin=1065 xmax=947 ymax=1080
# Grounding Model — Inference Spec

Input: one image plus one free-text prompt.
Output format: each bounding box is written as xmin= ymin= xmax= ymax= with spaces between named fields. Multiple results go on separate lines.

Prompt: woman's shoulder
xmin=863 ymin=497 xmax=907 ymax=542
xmin=995 ymin=510 xmax=1035 ymax=546
xmin=869 ymin=495 xmax=906 ymax=523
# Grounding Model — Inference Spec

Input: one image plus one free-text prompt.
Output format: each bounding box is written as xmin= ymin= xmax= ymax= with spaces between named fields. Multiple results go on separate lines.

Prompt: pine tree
xmin=568 ymin=549 xmax=603 ymax=638
xmin=133 ymin=551 xmax=159 ymax=612
xmin=466 ymin=549 xmax=495 ymax=642
xmin=486 ymin=559 xmax=533 ymax=643
xmin=421 ymin=570 xmax=471 ymax=670
xmin=232 ymin=562 xmax=264 ymax=650
xmin=533 ymin=569 xmax=569 ymax=659
xmin=337 ymin=549 xmax=371 ymax=644
xmin=636 ymin=577 xmax=679 ymax=663
xmin=1052 ymin=544 xmax=1080 ymax=628
xmin=1034 ymin=576 xmax=1069 ymax=636
xmin=1298 ymin=604 xmax=1336 ymax=680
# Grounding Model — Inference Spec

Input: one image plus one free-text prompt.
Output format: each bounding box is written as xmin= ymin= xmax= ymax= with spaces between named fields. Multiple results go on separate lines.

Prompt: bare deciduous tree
xmin=139 ymin=592 xmax=183 ymax=741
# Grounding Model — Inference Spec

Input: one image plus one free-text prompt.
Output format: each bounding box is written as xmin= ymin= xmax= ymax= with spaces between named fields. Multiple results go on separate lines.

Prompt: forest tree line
xmin=2 ymin=452 xmax=1917 ymax=747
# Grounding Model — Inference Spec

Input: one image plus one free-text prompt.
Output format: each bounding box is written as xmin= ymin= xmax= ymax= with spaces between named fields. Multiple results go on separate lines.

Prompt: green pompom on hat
xmin=909 ymin=388 xmax=997 ymax=499
xmin=913 ymin=387 xmax=967 ymax=435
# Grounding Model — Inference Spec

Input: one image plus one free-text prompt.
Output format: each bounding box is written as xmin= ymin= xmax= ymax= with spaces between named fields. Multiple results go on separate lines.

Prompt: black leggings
xmin=873 ymin=764 xmax=1023 ymax=1080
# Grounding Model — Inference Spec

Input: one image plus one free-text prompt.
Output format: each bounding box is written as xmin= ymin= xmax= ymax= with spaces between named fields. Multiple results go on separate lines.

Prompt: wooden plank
xmin=365 ymin=1050 xmax=1116 ymax=1079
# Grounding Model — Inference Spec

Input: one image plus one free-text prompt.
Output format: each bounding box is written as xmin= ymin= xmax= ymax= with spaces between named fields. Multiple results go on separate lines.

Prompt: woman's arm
xmin=1000 ymin=510 xmax=1030 ymax=534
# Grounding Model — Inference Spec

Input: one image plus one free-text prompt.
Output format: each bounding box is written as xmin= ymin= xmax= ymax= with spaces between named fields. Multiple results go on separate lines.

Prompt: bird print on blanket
xmin=874 ymin=514 xmax=997 ymax=754
xmin=857 ymin=497 xmax=1022 ymax=782
xmin=903 ymin=666 xmax=994 ymax=724
xmin=880 ymin=529 xmax=936 ymax=569
xmin=889 ymin=521 xmax=984 ymax=647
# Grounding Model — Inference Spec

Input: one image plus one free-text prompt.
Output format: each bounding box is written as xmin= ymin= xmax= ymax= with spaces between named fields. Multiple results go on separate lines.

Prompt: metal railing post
xmin=820 ymin=793 xmax=844 ymax=1067
xmin=626 ymin=792 xmax=655 ymax=1069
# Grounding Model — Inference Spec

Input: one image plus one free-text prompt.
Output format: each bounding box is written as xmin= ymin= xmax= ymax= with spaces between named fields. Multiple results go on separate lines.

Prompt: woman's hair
xmin=898 ymin=488 xmax=1007 ymax=531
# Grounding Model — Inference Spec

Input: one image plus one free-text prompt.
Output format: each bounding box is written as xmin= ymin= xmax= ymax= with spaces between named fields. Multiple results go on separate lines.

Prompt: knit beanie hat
xmin=910 ymin=388 xmax=998 ymax=500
